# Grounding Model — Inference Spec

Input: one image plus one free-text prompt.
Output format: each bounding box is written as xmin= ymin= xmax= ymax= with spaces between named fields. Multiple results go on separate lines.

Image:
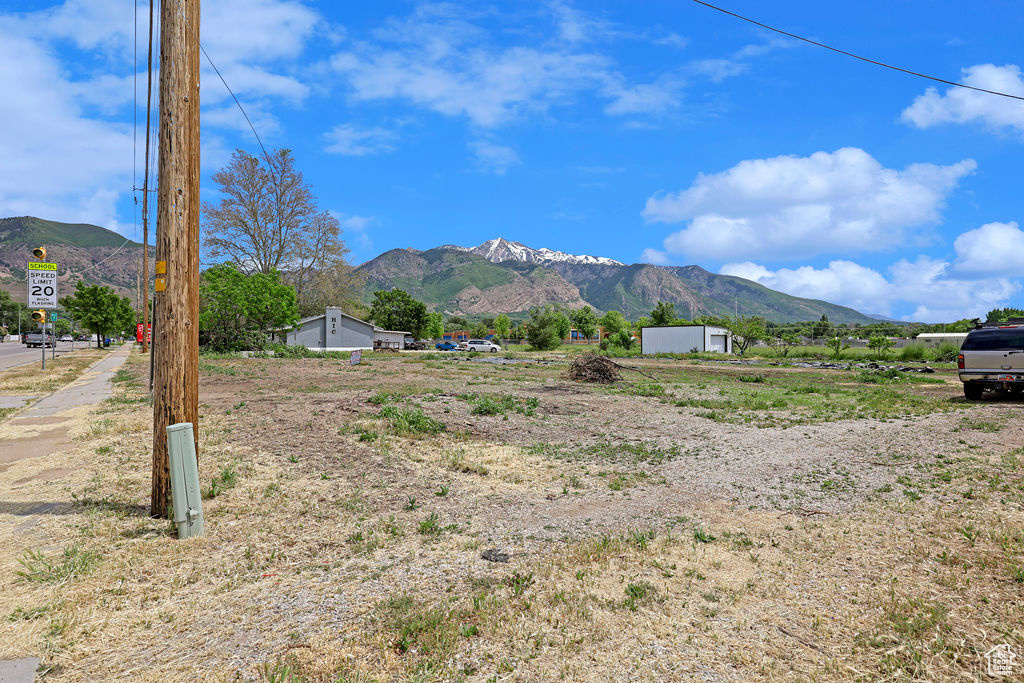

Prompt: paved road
xmin=0 ymin=340 xmax=100 ymax=372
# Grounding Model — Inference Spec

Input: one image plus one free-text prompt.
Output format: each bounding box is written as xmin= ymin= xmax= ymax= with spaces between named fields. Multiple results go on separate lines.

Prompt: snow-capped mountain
xmin=444 ymin=237 xmax=624 ymax=267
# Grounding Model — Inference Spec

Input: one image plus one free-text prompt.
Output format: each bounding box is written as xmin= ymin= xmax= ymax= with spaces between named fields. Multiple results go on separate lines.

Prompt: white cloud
xmin=549 ymin=0 xmax=612 ymax=44
xmin=902 ymin=64 xmax=1024 ymax=135
xmin=721 ymin=251 xmax=1020 ymax=323
xmin=470 ymin=139 xmax=521 ymax=174
xmin=332 ymin=45 xmax=614 ymax=128
xmin=687 ymin=58 xmax=747 ymax=82
xmin=0 ymin=22 xmax=131 ymax=232
xmin=644 ymin=147 xmax=976 ymax=261
xmin=329 ymin=211 xmax=373 ymax=250
xmin=202 ymin=104 xmax=282 ymax=137
xmin=721 ymin=260 xmax=892 ymax=315
xmin=324 ymin=125 xmax=397 ymax=156
xmin=640 ymin=248 xmax=670 ymax=265
xmin=329 ymin=5 xmax=686 ymax=127
xmin=603 ymin=76 xmax=683 ymax=116
xmin=953 ymin=221 xmax=1024 ymax=275
xmin=201 ymin=65 xmax=310 ymax=106
xmin=687 ymin=38 xmax=793 ymax=83
xmin=202 ymin=0 xmax=320 ymax=63
xmin=338 ymin=214 xmax=373 ymax=231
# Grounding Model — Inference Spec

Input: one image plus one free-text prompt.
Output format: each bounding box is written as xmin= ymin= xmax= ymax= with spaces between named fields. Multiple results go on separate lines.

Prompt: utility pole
xmin=152 ymin=0 xmax=200 ymax=518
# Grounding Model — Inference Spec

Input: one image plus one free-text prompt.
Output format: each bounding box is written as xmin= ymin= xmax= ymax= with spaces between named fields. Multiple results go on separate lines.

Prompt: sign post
xmin=49 ymin=312 xmax=58 ymax=360
xmin=28 ymin=261 xmax=58 ymax=369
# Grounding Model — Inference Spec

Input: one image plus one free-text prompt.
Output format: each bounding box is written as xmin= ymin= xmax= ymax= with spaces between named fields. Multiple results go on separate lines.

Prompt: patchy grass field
xmin=0 ymin=351 xmax=1021 ymax=681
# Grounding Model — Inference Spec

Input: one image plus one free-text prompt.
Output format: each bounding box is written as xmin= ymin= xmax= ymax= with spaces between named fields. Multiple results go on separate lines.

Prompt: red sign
xmin=136 ymin=323 xmax=152 ymax=343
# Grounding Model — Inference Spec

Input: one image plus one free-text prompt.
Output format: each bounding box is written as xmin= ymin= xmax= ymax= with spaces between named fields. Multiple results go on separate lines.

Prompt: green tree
xmin=727 ymin=316 xmax=766 ymax=355
xmin=571 ymin=306 xmax=598 ymax=343
xmin=446 ymin=315 xmax=468 ymax=332
xmin=867 ymin=335 xmax=895 ymax=357
xmin=599 ymin=310 xmax=628 ymax=337
xmin=825 ymin=336 xmax=850 ymax=359
xmin=60 ymin=282 xmax=136 ymax=347
xmin=493 ymin=314 xmax=511 ymax=341
xmin=613 ymin=328 xmax=635 ymax=350
xmin=0 ymin=289 xmax=32 ymax=337
xmin=471 ymin=320 xmax=490 ymax=338
xmin=811 ymin=315 xmax=833 ymax=340
xmin=199 ymin=263 xmax=299 ymax=351
xmin=525 ymin=305 xmax=564 ymax=351
xmin=369 ymin=289 xmax=428 ymax=338
xmin=554 ymin=311 xmax=571 ymax=342
xmin=425 ymin=312 xmax=444 ymax=340
xmin=633 ymin=316 xmax=652 ymax=332
xmin=986 ymin=307 xmax=1024 ymax=322
xmin=770 ymin=332 xmax=801 ymax=357
xmin=650 ymin=301 xmax=676 ymax=326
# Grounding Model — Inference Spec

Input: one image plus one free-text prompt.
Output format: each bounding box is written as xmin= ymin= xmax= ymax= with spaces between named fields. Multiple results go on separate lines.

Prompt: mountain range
xmin=0 ymin=216 xmax=148 ymax=305
xmin=0 ymin=219 xmax=878 ymax=324
xmin=357 ymin=237 xmax=878 ymax=323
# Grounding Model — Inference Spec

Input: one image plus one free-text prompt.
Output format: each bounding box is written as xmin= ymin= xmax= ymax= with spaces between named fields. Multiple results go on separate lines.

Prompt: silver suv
xmin=461 ymin=339 xmax=501 ymax=353
xmin=958 ymin=322 xmax=1024 ymax=399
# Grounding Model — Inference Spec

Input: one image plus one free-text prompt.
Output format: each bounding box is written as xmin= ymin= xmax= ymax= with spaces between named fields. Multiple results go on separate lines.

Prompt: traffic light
xmin=32 ymin=246 xmax=46 ymax=260
xmin=31 ymin=309 xmax=46 ymax=323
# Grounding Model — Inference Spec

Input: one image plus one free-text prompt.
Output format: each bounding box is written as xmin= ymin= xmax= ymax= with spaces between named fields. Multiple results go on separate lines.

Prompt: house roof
xmin=373 ymin=327 xmax=411 ymax=335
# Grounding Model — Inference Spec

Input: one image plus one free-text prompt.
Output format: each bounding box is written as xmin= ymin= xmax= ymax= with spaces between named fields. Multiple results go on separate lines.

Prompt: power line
xmin=182 ymin=20 xmax=274 ymax=168
xmin=691 ymin=0 xmax=1024 ymax=102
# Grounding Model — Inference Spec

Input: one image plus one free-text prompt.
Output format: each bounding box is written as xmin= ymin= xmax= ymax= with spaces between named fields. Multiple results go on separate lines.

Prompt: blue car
xmin=435 ymin=341 xmax=458 ymax=350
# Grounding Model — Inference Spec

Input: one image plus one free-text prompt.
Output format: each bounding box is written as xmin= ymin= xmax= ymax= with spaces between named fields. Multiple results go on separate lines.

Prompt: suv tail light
xmin=957 ymin=353 xmax=965 ymax=370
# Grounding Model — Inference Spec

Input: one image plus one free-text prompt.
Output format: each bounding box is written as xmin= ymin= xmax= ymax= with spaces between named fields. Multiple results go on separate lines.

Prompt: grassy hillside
xmin=0 ymin=216 xmax=139 ymax=250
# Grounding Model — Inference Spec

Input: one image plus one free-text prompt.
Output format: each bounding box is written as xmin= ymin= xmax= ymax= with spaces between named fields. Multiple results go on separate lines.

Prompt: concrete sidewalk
xmin=13 ymin=343 xmax=133 ymax=419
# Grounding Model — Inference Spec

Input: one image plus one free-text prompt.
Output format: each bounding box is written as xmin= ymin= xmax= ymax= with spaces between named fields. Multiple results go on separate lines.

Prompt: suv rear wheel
xmin=963 ymin=382 xmax=984 ymax=400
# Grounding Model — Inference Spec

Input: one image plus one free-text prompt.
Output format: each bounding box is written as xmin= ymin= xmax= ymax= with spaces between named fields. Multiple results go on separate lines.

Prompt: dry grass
xmin=0 ymin=353 xmax=1020 ymax=681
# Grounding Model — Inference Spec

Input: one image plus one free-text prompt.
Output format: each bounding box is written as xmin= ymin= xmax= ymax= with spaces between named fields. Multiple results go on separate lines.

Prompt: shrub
xmin=377 ymin=405 xmax=445 ymax=435
xmin=525 ymin=305 xmax=565 ymax=351
xmin=930 ymin=342 xmax=960 ymax=363
xmin=899 ymin=343 xmax=926 ymax=361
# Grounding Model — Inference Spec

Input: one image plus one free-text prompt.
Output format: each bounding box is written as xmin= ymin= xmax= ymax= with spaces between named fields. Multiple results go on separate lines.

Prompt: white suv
xmin=958 ymin=322 xmax=1024 ymax=399
xmin=461 ymin=339 xmax=501 ymax=353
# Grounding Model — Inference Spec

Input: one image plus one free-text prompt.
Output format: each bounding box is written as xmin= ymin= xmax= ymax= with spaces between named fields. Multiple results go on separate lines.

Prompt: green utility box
xmin=167 ymin=422 xmax=204 ymax=539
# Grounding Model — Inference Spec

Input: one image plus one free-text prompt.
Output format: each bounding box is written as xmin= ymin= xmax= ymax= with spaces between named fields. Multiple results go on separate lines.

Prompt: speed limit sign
xmin=27 ymin=262 xmax=59 ymax=308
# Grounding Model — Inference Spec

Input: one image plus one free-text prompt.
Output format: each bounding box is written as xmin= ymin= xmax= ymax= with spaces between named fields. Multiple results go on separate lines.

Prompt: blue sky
xmin=2 ymin=1 xmax=1023 ymax=321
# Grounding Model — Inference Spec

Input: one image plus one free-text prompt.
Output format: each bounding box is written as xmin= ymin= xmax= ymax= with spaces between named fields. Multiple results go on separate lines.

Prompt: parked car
xmin=59 ymin=335 xmax=74 ymax=342
xmin=958 ymin=321 xmax=1024 ymax=399
xmin=435 ymin=341 xmax=458 ymax=350
xmin=463 ymin=338 xmax=501 ymax=353
xmin=25 ymin=332 xmax=55 ymax=348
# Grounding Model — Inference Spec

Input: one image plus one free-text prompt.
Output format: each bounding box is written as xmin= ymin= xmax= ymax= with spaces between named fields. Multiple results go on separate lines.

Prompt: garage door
xmin=709 ymin=334 xmax=727 ymax=352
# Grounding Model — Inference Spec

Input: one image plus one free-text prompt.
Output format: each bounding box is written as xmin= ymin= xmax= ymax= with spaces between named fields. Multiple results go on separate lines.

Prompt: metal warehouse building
xmin=914 ymin=332 xmax=968 ymax=349
xmin=641 ymin=325 xmax=732 ymax=355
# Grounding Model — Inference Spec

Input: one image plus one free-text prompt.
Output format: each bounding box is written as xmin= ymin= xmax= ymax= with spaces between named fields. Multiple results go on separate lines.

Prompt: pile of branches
xmin=567 ymin=353 xmax=622 ymax=384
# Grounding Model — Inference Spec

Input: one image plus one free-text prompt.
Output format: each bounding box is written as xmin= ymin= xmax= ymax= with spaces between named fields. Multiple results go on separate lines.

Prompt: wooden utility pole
xmin=152 ymin=0 xmax=200 ymax=518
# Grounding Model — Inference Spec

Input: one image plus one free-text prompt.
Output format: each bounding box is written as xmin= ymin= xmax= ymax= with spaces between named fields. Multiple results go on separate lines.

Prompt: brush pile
xmin=567 ymin=353 xmax=622 ymax=383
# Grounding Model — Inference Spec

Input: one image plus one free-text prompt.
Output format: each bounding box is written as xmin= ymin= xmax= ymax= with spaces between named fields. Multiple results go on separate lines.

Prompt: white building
xmin=915 ymin=332 xmax=969 ymax=349
xmin=641 ymin=325 xmax=732 ymax=355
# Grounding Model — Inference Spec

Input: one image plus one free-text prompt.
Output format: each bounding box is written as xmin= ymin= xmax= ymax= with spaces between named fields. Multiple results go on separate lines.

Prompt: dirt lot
xmin=1 ymin=351 xmax=1022 ymax=681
